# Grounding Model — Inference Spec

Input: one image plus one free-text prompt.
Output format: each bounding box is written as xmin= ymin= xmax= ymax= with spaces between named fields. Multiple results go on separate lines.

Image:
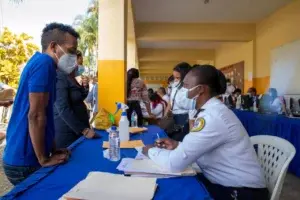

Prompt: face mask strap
xmin=57 ymin=44 xmax=67 ymax=55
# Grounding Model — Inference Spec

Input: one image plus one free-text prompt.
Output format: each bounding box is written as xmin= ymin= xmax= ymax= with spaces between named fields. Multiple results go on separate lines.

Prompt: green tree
xmin=0 ymin=27 xmax=39 ymax=87
xmin=74 ymin=0 xmax=98 ymax=73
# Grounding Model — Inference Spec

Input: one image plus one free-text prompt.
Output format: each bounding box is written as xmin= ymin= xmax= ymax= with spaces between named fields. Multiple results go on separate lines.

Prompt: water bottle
xmin=131 ymin=111 xmax=138 ymax=127
xmin=119 ymin=111 xmax=129 ymax=142
xmin=236 ymin=95 xmax=242 ymax=109
xmin=109 ymin=126 xmax=120 ymax=161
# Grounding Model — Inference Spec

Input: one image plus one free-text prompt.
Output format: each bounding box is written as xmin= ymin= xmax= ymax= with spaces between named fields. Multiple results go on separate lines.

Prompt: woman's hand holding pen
xmin=155 ymin=138 xmax=179 ymax=150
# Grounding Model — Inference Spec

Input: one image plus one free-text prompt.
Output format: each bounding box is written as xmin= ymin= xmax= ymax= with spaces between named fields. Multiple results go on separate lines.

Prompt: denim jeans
xmin=3 ymin=163 xmax=40 ymax=185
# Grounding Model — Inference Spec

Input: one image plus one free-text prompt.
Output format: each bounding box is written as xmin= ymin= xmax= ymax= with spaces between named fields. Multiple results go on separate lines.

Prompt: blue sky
xmin=0 ymin=0 xmax=90 ymax=49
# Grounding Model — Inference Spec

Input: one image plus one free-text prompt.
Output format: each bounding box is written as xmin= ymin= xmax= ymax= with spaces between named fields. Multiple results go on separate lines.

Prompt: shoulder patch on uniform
xmin=191 ymin=117 xmax=205 ymax=132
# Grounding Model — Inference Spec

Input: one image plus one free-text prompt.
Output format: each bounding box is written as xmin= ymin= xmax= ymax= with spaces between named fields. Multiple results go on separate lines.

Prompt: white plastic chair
xmin=250 ymin=135 xmax=296 ymax=200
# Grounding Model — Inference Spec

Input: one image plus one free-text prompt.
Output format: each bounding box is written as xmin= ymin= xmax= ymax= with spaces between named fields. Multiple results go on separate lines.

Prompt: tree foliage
xmin=74 ymin=0 xmax=98 ymax=73
xmin=0 ymin=28 xmax=39 ymax=87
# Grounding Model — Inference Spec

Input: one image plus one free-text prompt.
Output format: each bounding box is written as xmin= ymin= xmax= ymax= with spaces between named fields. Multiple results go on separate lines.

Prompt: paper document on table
xmin=102 ymin=140 xmax=144 ymax=149
xmin=135 ymin=147 xmax=149 ymax=160
xmin=117 ymin=158 xmax=196 ymax=177
xmin=61 ymin=172 xmax=157 ymax=200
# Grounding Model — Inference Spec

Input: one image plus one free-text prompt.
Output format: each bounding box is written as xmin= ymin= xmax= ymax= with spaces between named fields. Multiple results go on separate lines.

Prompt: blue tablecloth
xmin=233 ymin=110 xmax=300 ymax=177
xmin=1 ymin=126 xmax=211 ymax=200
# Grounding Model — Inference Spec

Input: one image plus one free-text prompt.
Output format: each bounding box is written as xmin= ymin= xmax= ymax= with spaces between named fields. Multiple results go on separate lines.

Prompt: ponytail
xmin=216 ymin=69 xmax=227 ymax=95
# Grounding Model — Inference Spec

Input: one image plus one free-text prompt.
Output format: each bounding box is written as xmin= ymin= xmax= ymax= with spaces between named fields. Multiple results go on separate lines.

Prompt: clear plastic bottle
xmin=109 ymin=126 xmax=120 ymax=161
xmin=131 ymin=110 xmax=138 ymax=127
xmin=119 ymin=111 xmax=129 ymax=142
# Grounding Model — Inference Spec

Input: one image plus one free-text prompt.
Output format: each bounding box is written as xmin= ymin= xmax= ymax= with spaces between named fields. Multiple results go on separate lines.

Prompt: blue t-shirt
xmin=3 ymin=52 xmax=57 ymax=167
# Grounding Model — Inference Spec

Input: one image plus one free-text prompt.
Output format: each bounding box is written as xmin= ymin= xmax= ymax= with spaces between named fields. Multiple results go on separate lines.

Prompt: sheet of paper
xmin=102 ymin=140 xmax=144 ymax=149
xmin=117 ymin=158 xmax=196 ymax=177
xmin=62 ymin=172 xmax=157 ymax=200
xmin=135 ymin=147 xmax=149 ymax=160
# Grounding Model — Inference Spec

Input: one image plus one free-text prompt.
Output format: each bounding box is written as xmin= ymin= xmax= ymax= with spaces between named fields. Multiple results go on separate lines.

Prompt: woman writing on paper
xmin=143 ymin=65 xmax=268 ymax=200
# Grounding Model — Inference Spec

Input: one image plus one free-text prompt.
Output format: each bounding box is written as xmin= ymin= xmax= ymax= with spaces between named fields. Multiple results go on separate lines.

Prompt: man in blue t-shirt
xmin=3 ymin=23 xmax=80 ymax=185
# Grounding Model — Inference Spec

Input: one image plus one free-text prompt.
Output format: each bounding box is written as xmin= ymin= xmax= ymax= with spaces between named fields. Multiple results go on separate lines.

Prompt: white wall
xmin=270 ymin=39 xmax=300 ymax=95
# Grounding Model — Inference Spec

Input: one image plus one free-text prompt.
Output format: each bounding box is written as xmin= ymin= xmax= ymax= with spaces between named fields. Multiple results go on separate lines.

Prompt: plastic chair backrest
xmin=251 ymin=135 xmax=296 ymax=200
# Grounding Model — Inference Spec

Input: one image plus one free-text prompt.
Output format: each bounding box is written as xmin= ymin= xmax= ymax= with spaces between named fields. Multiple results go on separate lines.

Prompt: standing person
xmin=143 ymin=65 xmax=268 ymax=200
xmin=54 ymin=64 xmax=96 ymax=149
xmin=86 ymin=73 xmax=98 ymax=118
xmin=157 ymin=87 xmax=170 ymax=103
xmin=3 ymin=23 xmax=79 ymax=185
xmin=76 ymin=50 xmax=85 ymax=77
xmin=127 ymin=68 xmax=153 ymax=126
xmin=164 ymin=62 xmax=191 ymax=141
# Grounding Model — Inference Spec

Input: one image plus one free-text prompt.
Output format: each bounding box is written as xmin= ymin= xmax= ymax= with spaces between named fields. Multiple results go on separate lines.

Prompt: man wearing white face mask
xmin=3 ymin=23 xmax=80 ymax=185
xmin=143 ymin=65 xmax=268 ymax=200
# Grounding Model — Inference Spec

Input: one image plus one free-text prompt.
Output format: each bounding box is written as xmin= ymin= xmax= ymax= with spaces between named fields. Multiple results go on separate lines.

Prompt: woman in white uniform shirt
xmin=144 ymin=65 xmax=268 ymax=200
xmin=164 ymin=62 xmax=192 ymax=141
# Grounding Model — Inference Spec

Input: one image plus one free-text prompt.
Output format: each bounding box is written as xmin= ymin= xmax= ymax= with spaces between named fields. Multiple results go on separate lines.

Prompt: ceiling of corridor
xmin=133 ymin=0 xmax=292 ymax=22
xmin=131 ymin=0 xmax=293 ymax=79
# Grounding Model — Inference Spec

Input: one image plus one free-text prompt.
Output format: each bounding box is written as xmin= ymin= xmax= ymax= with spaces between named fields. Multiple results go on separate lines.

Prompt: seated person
xmin=232 ymin=88 xmax=242 ymax=107
xmin=54 ymin=66 xmax=96 ymax=149
xmin=143 ymin=65 xmax=268 ymax=200
xmin=248 ymin=87 xmax=257 ymax=97
xmin=247 ymin=87 xmax=259 ymax=107
xmin=268 ymin=88 xmax=284 ymax=114
xmin=149 ymin=93 xmax=167 ymax=119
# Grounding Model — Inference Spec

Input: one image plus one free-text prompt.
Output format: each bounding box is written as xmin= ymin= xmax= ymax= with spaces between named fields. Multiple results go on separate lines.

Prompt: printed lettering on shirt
xmin=191 ymin=117 xmax=205 ymax=132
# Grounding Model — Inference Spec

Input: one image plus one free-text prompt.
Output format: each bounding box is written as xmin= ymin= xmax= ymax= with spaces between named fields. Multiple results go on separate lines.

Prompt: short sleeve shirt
xmin=4 ymin=52 xmax=57 ymax=167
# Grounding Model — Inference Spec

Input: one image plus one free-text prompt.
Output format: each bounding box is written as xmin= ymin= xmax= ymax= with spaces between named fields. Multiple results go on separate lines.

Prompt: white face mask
xmin=181 ymin=85 xmax=200 ymax=110
xmin=172 ymin=80 xmax=180 ymax=87
xmin=55 ymin=45 xmax=77 ymax=74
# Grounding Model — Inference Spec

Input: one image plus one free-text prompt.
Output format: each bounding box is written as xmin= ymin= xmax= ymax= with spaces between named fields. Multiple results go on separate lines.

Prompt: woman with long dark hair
xmin=164 ymin=62 xmax=192 ymax=141
xmin=127 ymin=68 xmax=152 ymax=126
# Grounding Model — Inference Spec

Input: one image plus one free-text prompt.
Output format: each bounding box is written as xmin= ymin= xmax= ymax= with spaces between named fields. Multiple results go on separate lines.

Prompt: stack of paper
xmin=117 ymin=158 xmax=196 ymax=177
xmin=61 ymin=172 xmax=157 ymax=200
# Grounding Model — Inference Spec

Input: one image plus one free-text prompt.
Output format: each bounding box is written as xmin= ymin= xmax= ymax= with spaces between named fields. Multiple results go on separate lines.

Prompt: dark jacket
xmin=54 ymin=71 xmax=89 ymax=148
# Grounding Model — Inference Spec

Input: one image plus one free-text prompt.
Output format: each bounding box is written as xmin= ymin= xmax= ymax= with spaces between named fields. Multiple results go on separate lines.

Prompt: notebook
xmin=61 ymin=172 xmax=157 ymax=200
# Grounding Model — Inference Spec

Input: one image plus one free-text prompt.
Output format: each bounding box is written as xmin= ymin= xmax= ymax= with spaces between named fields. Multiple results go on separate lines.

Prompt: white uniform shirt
xmin=149 ymin=97 xmax=266 ymax=188
xmin=271 ymin=97 xmax=283 ymax=114
xmin=162 ymin=94 xmax=170 ymax=103
xmin=170 ymin=85 xmax=189 ymax=115
xmin=151 ymin=103 xmax=164 ymax=119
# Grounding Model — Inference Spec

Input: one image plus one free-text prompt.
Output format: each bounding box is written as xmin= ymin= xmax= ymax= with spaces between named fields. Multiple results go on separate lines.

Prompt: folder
xmin=129 ymin=127 xmax=148 ymax=134
xmin=61 ymin=172 xmax=157 ymax=200
xmin=102 ymin=140 xmax=144 ymax=149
